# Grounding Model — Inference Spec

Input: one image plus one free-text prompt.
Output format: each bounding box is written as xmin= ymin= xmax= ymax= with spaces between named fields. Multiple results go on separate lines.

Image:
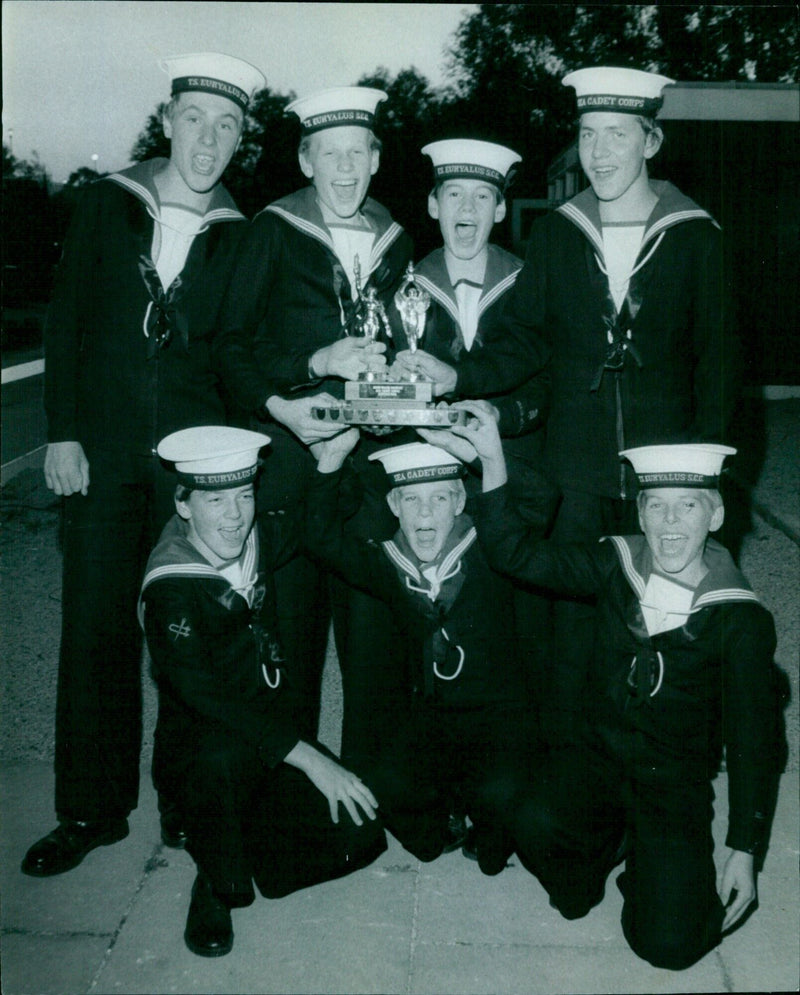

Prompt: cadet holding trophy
xmin=215 ymin=86 xmax=413 ymax=759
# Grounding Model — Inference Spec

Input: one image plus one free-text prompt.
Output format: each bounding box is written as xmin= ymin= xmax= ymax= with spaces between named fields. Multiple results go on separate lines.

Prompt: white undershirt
xmin=601 ymin=223 xmax=645 ymax=313
xmin=318 ymin=200 xmax=375 ymax=300
xmin=640 ymin=572 xmax=695 ymax=636
xmin=445 ymin=253 xmax=487 ymax=351
xmin=152 ymin=204 xmax=205 ymax=290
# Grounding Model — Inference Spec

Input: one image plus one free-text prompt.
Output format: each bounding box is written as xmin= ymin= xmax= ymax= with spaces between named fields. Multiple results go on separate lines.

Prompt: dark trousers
xmin=54 ymin=451 xmax=175 ymax=822
xmin=547 ymin=490 xmax=640 ymax=745
xmin=330 ymin=579 xmax=411 ymax=766
xmin=361 ymin=702 xmax=538 ymax=876
xmin=512 ymin=746 xmax=725 ymax=971
xmin=177 ymin=730 xmax=386 ymax=905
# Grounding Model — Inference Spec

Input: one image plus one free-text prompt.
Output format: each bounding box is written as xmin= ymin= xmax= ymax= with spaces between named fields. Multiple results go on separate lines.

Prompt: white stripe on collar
xmin=107 ymin=173 xmax=243 ymax=231
xmin=266 ymin=204 xmax=403 ymax=282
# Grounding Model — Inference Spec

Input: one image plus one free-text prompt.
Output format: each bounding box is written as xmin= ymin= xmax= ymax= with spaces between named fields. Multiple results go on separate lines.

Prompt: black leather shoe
xmin=185 ymin=873 xmax=233 ymax=958
xmin=441 ymin=813 xmax=469 ymax=854
xmin=461 ymin=825 xmax=478 ymax=862
xmin=160 ymin=809 xmax=189 ymax=849
xmin=21 ymin=818 xmax=129 ymax=877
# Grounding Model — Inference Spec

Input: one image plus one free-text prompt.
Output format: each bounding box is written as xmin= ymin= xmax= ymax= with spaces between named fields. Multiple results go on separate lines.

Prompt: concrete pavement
xmin=1 ymin=398 xmax=798 ymax=994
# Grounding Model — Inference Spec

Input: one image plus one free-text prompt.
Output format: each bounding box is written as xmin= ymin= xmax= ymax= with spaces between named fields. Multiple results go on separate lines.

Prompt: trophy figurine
xmin=394 ymin=262 xmax=430 ymax=354
xmin=350 ymin=255 xmax=391 ymax=343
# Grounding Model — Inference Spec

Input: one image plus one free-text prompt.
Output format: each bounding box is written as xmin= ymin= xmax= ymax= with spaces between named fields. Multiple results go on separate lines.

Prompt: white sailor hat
xmin=621 ymin=443 xmax=736 ymax=490
xmin=286 ymin=86 xmax=387 ymax=135
xmin=369 ymin=442 xmax=466 ymax=488
xmin=422 ymin=139 xmax=522 ymax=192
xmin=158 ymin=426 xmax=271 ymax=490
xmin=563 ymin=66 xmax=675 ymax=117
xmin=161 ymin=53 xmax=266 ymax=111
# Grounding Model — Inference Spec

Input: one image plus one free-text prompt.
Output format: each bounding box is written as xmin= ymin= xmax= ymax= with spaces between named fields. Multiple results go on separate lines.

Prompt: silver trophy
xmin=312 ymin=260 xmax=464 ymax=431
xmin=394 ymin=262 xmax=430 ymax=354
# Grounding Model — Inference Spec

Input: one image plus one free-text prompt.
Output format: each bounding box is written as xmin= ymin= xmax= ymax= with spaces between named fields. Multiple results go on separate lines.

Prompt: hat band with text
xmin=176 ymin=466 xmax=258 ymax=490
xmin=434 ymin=163 xmax=505 ymax=188
xmin=576 ymin=94 xmax=663 ymax=116
xmin=637 ymin=471 xmax=720 ymax=489
xmin=301 ymin=109 xmax=375 ymax=134
xmin=388 ymin=464 xmax=465 ymax=487
xmin=171 ymin=75 xmax=249 ymax=110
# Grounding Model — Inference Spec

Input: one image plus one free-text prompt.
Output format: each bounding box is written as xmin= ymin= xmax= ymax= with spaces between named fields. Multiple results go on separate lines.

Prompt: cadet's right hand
xmin=284 ymin=741 xmax=379 ymax=826
xmin=44 ymin=441 xmax=90 ymax=496
xmin=267 ymin=394 xmax=350 ymax=445
xmin=313 ymin=428 xmax=360 ymax=474
xmin=312 ymin=337 xmax=387 ymax=381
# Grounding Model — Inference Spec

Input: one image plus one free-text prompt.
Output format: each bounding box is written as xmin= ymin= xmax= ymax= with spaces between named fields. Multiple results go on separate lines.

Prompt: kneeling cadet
xmin=306 ymin=428 xmax=557 ymax=874
xmin=138 ymin=427 xmax=385 ymax=957
xmin=431 ymin=403 xmax=782 ymax=970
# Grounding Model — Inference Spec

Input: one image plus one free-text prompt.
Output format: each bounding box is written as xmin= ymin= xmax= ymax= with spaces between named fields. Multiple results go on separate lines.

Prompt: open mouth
xmin=415 ymin=527 xmax=437 ymax=545
xmin=454 ymin=222 xmax=477 ymax=241
xmin=193 ymin=154 xmax=217 ymax=175
xmin=332 ymin=179 xmax=358 ymax=197
xmin=219 ymin=526 xmax=243 ymax=543
xmin=658 ymin=534 xmax=687 ymax=555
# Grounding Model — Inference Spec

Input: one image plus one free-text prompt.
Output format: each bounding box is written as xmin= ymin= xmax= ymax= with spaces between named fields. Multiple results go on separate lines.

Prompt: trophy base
xmin=310 ymin=372 xmax=465 ymax=435
xmin=311 ymin=403 xmax=467 ymax=432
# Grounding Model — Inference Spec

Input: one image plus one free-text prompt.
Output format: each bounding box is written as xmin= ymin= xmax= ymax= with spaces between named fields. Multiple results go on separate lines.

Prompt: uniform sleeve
xmin=474 ymin=484 xmax=606 ymax=597
xmin=721 ymin=603 xmax=781 ymax=854
xmin=689 ymin=223 xmax=742 ymax=443
xmin=455 ymin=224 xmax=551 ymax=398
xmin=143 ymin=579 xmax=299 ymax=768
xmin=43 ymin=185 xmax=101 ymax=442
xmin=213 ymin=214 xmax=301 ymax=414
xmin=493 ymin=365 xmax=551 ymax=437
xmin=302 ymin=468 xmax=398 ymax=603
xmin=258 ymin=508 xmax=300 ymax=573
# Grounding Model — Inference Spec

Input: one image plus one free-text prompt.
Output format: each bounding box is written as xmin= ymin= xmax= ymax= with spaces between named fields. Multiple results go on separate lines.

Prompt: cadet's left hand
xmin=417 ymin=426 xmax=478 ymax=465
xmin=312 ymin=428 xmax=360 ymax=473
xmin=719 ymin=849 xmax=756 ymax=931
xmin=285 ymin=742 xmax=378 ymax=825
xmin=394 ymin=349 xmax=457 ymax=396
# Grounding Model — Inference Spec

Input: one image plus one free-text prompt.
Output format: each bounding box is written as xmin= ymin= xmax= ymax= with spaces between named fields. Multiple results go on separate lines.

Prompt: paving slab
xmin=410 ymin=939 xmax=729 ymax=995
xmin=0 ymin=932 xmax=111 ymax=995
xmin=96 ymin=834 xmax=416 ymax=995
xmin=415 ymin=847 xmax=624 ymax=949
xmin=1 ymin=763 xmax=160 ymax=934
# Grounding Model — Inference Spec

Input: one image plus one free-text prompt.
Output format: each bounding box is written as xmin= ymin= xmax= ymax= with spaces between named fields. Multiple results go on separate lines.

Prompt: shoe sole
xmin=184 ymin=934 xmax=233 ymax=958
xmin=161 ymin=832 xmax=188 ymax=850
xmin=21 ymin=823 xmax=130 ymax=877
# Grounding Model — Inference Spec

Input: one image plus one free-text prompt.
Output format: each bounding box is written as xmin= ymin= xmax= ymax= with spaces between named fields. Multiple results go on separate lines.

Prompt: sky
xmin=2 ymin=1 xmax=476 ymax=182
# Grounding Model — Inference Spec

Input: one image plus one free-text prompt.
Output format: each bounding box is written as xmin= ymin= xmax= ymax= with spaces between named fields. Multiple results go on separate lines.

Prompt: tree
xmin=65 ymin=166 xmax=107 ymax=188
xmin=442 ymin=4 xmax=799 ymax=196
xmin=2 ymin=145 xmax=58 ymax=306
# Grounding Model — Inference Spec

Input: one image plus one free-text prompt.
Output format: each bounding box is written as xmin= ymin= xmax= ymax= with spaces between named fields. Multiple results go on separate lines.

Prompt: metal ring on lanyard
xmin=261 ymin=663 xmax=281 ymax=689
xmin=433 ymin=630 xmax=465 ymax=682
xmin=650 ymin=651 xmax=664 ymax=698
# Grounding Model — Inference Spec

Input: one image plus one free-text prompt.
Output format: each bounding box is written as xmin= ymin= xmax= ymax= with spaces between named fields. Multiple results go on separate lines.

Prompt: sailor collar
xmin=137 ymin=515 xmax=259 ymax=625
xmin=557 ymin=180 xmax=719 ymax=264
xmin=262 ymin=186 xmax=404 ymax=280
xmin=106 ymin=158 xmax=245 ymax=231
xmin=415 ymin=244 xmax=522 ymax=328
xmin=381 ymin=514 xmax=477 ymax=605
xmin=605 ymin=534 xmax=761 ymax=612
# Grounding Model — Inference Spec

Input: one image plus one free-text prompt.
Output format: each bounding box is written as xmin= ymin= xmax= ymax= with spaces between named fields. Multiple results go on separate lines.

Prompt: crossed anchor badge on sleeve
xmin=168 ymin=618 xmax=192 ymax=641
